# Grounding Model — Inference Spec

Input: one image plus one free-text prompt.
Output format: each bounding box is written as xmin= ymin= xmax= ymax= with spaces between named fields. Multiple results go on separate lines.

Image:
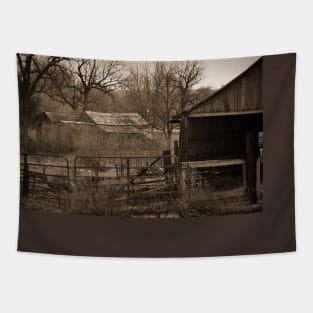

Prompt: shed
xmin=36 ymin=111 xmax=160 ymax=156
xmin=175 ymin=58 xmax=263 ymax=203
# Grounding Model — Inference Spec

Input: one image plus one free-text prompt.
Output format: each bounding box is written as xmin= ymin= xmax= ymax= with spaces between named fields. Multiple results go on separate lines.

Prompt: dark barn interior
xmin=176 ymin=58 xmax=263 ymax=204
xmin=185 ymin=113 xmax=262 ymax=161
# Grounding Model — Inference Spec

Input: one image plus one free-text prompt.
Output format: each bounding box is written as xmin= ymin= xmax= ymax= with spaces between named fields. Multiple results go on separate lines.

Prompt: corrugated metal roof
xmin=40 ymin=111 xmax=150 ymax=135
xmin=85 ymin=111 xmax=149 ymax=127
xmin=96 ymin=125 xmax=142 ymax=134
xmin=43 ymin=112 xmax=92 ymax=123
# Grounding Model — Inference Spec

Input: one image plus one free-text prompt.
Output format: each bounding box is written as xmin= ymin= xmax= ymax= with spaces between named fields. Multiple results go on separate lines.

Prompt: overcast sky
xmin=198 ymin=56 xmax=260 ymax=89
xmin=123 ymin=56 xmax=260 ymax=90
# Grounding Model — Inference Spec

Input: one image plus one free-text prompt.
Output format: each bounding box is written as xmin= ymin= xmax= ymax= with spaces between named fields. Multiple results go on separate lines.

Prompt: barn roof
xmin=41 ymin=112 xmax=93 ymax=124
xmin=170 ymin=57 xmax=262 ymax=122
xmin=85 ymin=111 xmax=149 ymax=127
xmin=39 ymin=111 xmax=150 ymax=134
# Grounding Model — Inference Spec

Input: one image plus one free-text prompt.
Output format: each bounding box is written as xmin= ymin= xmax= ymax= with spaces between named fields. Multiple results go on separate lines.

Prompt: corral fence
xmin=20 ymin=152 xmax=179 ymax=210
xmin=180 ymin=159 xmax=247 ymax=191
xmin=74 ymin=153 xmax=179 ymax=205
xmin=20 ymin=153 xmax=70 ymax=207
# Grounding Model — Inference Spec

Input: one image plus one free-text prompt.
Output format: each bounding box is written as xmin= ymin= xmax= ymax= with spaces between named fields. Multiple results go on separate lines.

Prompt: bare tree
xmin=73 ymin=59 xmax=126 ymax=111
xmin=151 ymin=62 xmax=178 ymax=148
xmin=126 ymin=63 xmax=152 ymax=122
xmin=43 ymin=58 xmax=127 ymax=112
xmin=17 ymin=53 xmax=65 ymax=149
xmin=173 ymin=60 xmax=203 ymax=112
xmin=17 ymin=53 xmax=65 ymax=195
xmin=126 ymin=61 xmax=205 ymax=148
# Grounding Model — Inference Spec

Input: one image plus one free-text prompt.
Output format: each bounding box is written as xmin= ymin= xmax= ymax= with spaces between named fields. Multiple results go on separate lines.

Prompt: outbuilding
xmin=35 ymin=111 xmax=160 ymax=156
xmin=174 ymin=58 xmax=263 ymax=203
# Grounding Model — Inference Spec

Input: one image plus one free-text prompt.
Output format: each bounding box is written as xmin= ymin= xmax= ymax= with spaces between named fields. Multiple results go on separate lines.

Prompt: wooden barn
xmin=174 ymin=58 xmax=263 ymax=203
xmin=35 ymin=111 xmax=161 ymax=156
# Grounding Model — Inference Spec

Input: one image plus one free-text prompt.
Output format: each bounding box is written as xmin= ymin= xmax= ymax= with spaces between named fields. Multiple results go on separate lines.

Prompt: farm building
xmin=173 ymin=58 xmax=263 ymax=203
xmin=35 ymin=111 xmax=162 ymax=156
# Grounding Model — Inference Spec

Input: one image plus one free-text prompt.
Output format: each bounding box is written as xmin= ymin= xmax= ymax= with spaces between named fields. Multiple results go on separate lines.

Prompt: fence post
xmin=162 ymin=150 xmax=171 ymax=173
xmin=126 ymin=157 xmax=130 ymax=205
xmin=180 ymin=166 xmax=187 ymax=194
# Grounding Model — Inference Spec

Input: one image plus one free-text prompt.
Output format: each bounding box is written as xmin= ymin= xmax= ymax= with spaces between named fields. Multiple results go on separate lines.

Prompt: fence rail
xmin=74 ymin=154 xmax=179 ymax=204
xmin=20 ymin=153 xmax=179 ymax=211
xmin=20 ymin=154 xmax=70 ymax=207
xmin=20 ymin=153 xmax=262 ymax=216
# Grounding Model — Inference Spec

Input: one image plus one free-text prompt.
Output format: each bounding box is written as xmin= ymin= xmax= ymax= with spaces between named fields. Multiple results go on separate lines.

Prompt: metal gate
xmin=20 ymin=154 xmax=70 ymax=208
xmin=74 ymin=154 xmax=179 ymax=205
xmin=20 ymin=153 xmax=179 ymax=214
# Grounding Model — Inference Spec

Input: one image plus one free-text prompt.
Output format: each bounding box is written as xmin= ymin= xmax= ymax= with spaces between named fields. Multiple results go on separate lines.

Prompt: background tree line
xmin=17 ymin=53 xmax=213 ymax=150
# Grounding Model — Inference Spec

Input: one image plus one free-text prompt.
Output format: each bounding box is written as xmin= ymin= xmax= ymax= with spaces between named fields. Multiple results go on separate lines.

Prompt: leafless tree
xmin=75 ymin=59 xmax=126 ymax=111
xmin=17 ymin=53 xmax=65 ymax=148
xmin=126 ymin=63 xmax=152 ymax=122
xmin=172 ymin=60 xmax=203 ymax=112
xmin=47 ymin=59 xmax=127 ymax=111
xmin=126 ymin=61 xmax=205 ymax=147
xmin=151 ymin=62 xmax=179 ymax=147
xmin=17 ymin=53 xmax=66 ymax=195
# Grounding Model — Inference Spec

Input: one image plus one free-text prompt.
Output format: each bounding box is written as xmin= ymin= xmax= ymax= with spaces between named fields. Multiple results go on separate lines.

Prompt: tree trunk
xmin=164 ymin=130 xmax=171 ymax=151
xmin=19 ymin=93 xmax=31 ymax=195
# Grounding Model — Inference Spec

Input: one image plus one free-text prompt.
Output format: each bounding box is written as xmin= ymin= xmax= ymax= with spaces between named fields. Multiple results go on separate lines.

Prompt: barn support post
xmin=256 ymin=156 xmax=261 ymax=201
xmin=242 ymin=162 xmax=247 ymax=189
xmin=180 ymin=167 xmax=187 ymax=194
xmin=245 ymin=131 xmax=258 ymax=203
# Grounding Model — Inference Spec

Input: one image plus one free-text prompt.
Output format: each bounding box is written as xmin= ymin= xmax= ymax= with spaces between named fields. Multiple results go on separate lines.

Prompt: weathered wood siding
xmin=178 ymin=58 xmax=263 ymax=163
xmin=189 ymin=58 xmax=262 ymax=115
xmin=36 ymin=123 xmax=162 ymax=156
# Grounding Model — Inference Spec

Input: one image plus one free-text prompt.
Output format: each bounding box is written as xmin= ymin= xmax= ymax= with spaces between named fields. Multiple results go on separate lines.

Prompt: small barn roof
xmin=96 ymin=125 xmax=141 ymax=134
xmin=41 ymin=112 xmax=93 ymax=124
xmin=85 ymin=111 xmax=149 ymax=127
xmin=39 ymin=111 xmax=150 ymax=135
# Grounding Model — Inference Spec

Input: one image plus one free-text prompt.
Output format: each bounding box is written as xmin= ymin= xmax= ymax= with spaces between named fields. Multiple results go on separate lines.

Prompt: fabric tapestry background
xmin=17 ymin=53 xmax=295 ymax=257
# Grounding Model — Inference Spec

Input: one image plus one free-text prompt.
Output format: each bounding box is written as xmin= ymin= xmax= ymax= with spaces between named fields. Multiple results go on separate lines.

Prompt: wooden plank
xmin=188 ymin=109 xmax=262 ymax=118
xmin=180 ymin=168 xmax=187 ymax=194
xmin=181 ymin=158 xmax=245 ymax=169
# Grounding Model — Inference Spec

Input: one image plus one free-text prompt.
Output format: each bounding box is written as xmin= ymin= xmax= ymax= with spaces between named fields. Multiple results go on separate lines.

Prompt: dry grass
xmin=20 ymin=166 xmax=262 ymax=218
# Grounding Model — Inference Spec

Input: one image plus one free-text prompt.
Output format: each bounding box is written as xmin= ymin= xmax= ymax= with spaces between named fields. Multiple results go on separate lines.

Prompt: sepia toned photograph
xmin=18 ymin=54 xmax=263 ymax=218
